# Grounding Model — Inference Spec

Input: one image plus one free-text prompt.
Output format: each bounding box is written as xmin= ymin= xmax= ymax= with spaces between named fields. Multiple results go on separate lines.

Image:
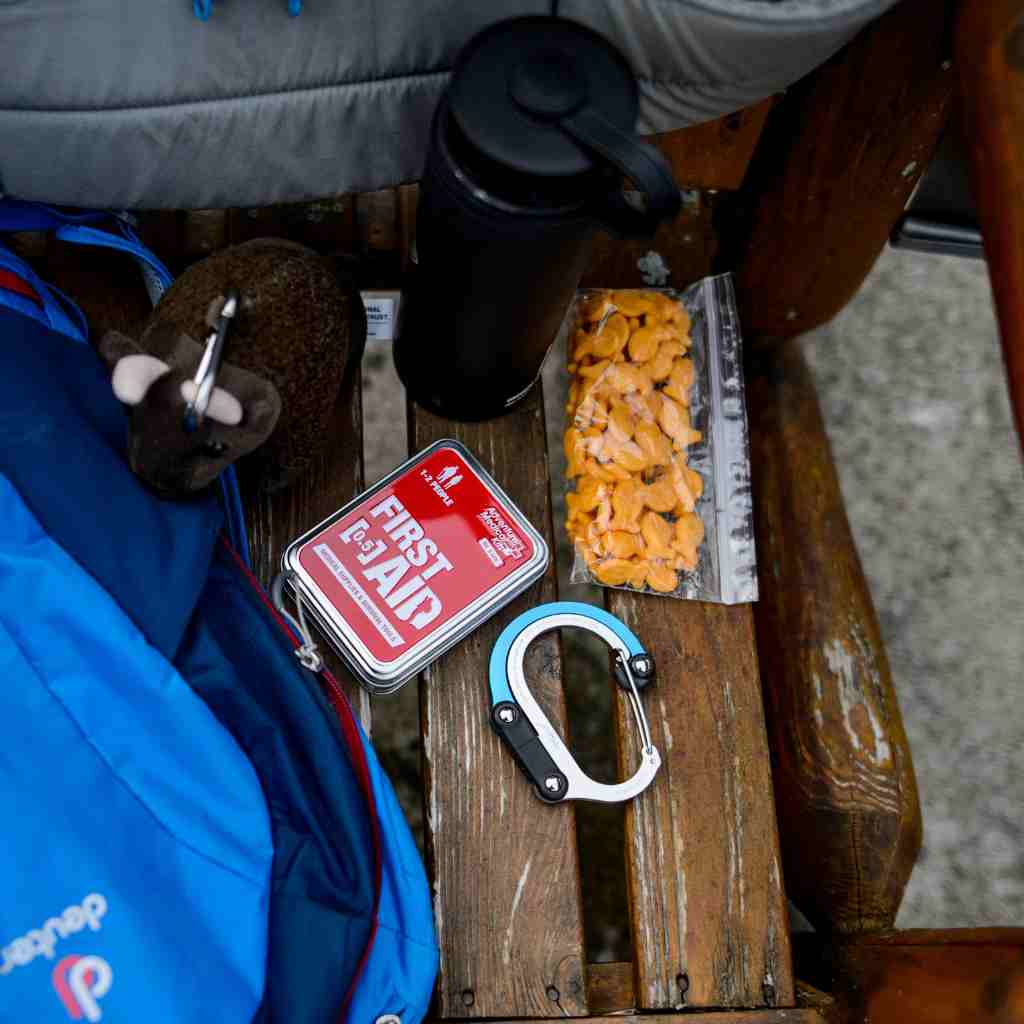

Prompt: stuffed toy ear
xmin=112 ymin=354 xmax=172 ymax=406
xmin=203 ymin=360 xmax=283 ymax=453
xmin=179 ymin=380 xmax=244 ymax=426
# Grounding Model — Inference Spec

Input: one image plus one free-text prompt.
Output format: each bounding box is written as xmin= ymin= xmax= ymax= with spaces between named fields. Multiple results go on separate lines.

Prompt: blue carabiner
xmin=488 ymin=602 xmax=660 ymax=804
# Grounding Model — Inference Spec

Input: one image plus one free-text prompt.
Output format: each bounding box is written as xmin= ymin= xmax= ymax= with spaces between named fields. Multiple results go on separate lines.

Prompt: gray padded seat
xmin=0 ymin=0 xmax=896 ymax=209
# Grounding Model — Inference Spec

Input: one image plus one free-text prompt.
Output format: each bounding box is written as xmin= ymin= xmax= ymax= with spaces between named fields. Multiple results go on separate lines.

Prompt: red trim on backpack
xmin=219 ymin=536 xmax=383 ymax=1022
xmin=0 ymin=268 xmax=40 ymax=305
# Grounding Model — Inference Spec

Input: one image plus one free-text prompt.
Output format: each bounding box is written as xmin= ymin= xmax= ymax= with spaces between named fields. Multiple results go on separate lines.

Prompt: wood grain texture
xmin=585 ymin=959 xmax=823 ymax=1017
xmin=746 ymin=341 xmax=921 ymax=935
xmin=455 ymin=1012 xmax=826 ymax=1024
xmin=736 ymin=0 xmax=955 ymax=341
xmin=356 ymin=189 xmax=404 ymax=288
xmin=587 ymin=196 xmax=792 ymax=1012
xmin=241 ymin=365 xmax=371 ymax=727
xmin=958 ymin=0 xmax=1024 ymax=444
xmin=181 ymin=209 xmax=228 ymax=261
xmin=412 ymin=386 xmax=589 ymax=1019
xmin=587 ymin=961 xmax=634 ymax=1015
xmin=226 ymin=197 xmax=357 ymax=254
xmin=398 ymin=184 xmax=420 ymax=274
xmin=834 ymin=930 xmax=1024 ymax=1024
xmin=646 ymin=100 xmax=776 ymax=191
xmin=581 ymin=190 xmax=719 ymax=293
xmin=851 ymin=929 xmax=1024 ymax=947
xmin=610 ymin=593 xmax=793 ymax=1010
xmin=795 ymin=980 xmax=839 ymax=1024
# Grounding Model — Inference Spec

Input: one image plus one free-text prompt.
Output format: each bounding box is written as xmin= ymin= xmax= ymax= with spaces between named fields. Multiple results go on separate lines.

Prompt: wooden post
xmin=746 ymin=341 xmax=921 ymax=934
xmin=957 ymin=0 xmax=1024 ymax=445
xmin=735 ymin=0 xmax=956 ymax=343
xmin=832 ymin=929 xmax=1024 ymax=1023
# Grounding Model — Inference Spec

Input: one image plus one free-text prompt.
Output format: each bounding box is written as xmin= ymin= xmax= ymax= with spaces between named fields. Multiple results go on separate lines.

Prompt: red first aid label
xmin=297 ymin=446 xmax=537 ymax=663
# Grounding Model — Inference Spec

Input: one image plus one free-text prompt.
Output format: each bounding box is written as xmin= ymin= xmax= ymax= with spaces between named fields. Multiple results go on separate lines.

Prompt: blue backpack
xmin=0 ymin=208 xmax=438 ymax=1023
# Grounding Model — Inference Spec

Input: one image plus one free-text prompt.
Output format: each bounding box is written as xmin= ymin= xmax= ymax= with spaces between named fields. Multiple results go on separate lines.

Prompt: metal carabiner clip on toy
xmin=488 ymin=602 xmax=661 ymax=803
xmin=183 ymin=289 xmax=239 ymax=433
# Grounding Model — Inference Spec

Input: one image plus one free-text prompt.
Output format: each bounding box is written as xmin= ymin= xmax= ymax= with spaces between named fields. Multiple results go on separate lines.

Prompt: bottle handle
xmin=560 ymin=104 xmax=681 ymax=236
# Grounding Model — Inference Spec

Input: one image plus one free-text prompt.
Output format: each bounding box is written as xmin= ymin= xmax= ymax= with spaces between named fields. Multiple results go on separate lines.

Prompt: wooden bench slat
xmin=587 ymin=961 xmax=634 ymax=1015
xmin=242 ymin=366 xmax=371 ymax=725
xmin=609 ymin=594 xmax=793 ymax=1009
xmin=181 ymin=209 xmax=229 ymax=262
xmin=225 ymin=199 xmax=358 ymax=254
xmin=735 ymin=0 xmax=955 ymax=342
xmin=645 ymin=100 xmax=775 ymax=192
xmin=458 ymin=1011 xmax=826 ymax=1024
xmin=580 ymin=190 xmax=718 ymax=295
xmin=579 ymin=129 xmax=794 ymax=1008
xmin=412 ymin=387 xmax=589 ymax=1019
xmin=589 ymin=961 xmax=839 ymax=1019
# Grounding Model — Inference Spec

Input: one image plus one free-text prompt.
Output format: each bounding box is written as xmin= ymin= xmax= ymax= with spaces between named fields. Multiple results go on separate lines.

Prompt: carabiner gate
xmin=488 ymin=602 xmax=661 ymax=803
xmin=183 ymin=290 xmax=239 ymax=433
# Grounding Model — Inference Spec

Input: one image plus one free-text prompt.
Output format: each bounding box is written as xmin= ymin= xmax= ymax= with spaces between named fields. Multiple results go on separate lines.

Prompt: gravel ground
xmin=801 ymin=248 xmax=1024 ymax=928
xmin=360 ymin=246 xmax=1023 ymax=951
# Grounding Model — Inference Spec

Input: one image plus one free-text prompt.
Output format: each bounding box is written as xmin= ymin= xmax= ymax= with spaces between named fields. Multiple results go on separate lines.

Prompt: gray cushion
xmin=0 ymin=0 xmax=896 ymax=209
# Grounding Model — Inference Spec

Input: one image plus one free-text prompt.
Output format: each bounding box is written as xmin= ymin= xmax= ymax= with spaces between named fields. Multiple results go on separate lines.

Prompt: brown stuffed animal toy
xmin=99 ymin=238 xmax=365 ymax=496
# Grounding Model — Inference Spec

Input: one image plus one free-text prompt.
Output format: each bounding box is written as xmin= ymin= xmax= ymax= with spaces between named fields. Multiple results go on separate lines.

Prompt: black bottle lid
xmin=445 ymin=16 xmax=680 ymax=234
xmin=448 ymin=16 xmax=638 ymax=180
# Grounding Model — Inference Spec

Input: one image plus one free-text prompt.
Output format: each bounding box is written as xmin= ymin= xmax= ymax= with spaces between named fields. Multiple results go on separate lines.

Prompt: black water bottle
xmin=393 ymin=16 xmax=681 ymax=421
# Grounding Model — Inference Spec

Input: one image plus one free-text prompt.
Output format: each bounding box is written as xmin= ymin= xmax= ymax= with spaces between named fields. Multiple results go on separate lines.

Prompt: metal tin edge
xmin=281 ymin=438 xmax=549 ymax=691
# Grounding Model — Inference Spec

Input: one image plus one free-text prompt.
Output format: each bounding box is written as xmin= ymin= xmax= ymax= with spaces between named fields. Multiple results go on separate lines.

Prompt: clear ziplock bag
xmin=564 ymin=275 xmax=756 ymax=604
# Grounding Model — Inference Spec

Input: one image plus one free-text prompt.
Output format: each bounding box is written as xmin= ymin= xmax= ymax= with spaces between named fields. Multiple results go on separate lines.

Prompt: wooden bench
xmin=16 ymin=0 xmax=1023 ymax=1019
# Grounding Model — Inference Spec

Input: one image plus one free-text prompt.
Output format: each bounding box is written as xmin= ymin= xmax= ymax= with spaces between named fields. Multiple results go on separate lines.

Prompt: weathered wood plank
xmin=736 ymin=0 xmax=956 ymax=341
xmin=611 ymin=595 xmax=792 ymax=1009
xmin=746 ymin=341 xmax=921 ymax=935
xmin=834 ymin=929 xmax=1024 ymax=1024
xmin=581 ymin=190 xmax=718 ymax=293
xmin=587 ymin=961 xmax=634 ymax=1015
xmin=356 ymin=188 xmax=403 ymax=288
xmin=848 ymin=928 xmax=1024 ymax=947
xmin=958 ymin=0 xmax=1024 ymax=444
xmin=586 ymin=193 xmax=792 ymax=1011
xmin=287 ymin=196 xmax=358 ymax=254
xmin=646 ymin=99 xmax=776 ymax=191
xmin=181 ymin=209 xmax=229 ymax=261
xmin=583 ymin=100 xmax=772 ymax=291
xmin=587 ymin=962 xmax=840 ymax=1018
xmin=449 ymin=1012 xmax=826 ymax=1024
xmin=398 ymin=183 xmax=420 ymax=274
xmin=795 ymin=980 xmax=839 ymax=1024
xmin=412 ymin=385 xmax=589 ymax=1019
xmin=241 ymin=363 xmax=370 ymax=726
xmin=226 ymin=197 xmax=358 ymax=255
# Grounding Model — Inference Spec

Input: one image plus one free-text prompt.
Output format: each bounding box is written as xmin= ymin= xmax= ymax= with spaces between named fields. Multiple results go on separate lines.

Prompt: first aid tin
xmin=282 ymin=439 xmax=549 ymax=694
